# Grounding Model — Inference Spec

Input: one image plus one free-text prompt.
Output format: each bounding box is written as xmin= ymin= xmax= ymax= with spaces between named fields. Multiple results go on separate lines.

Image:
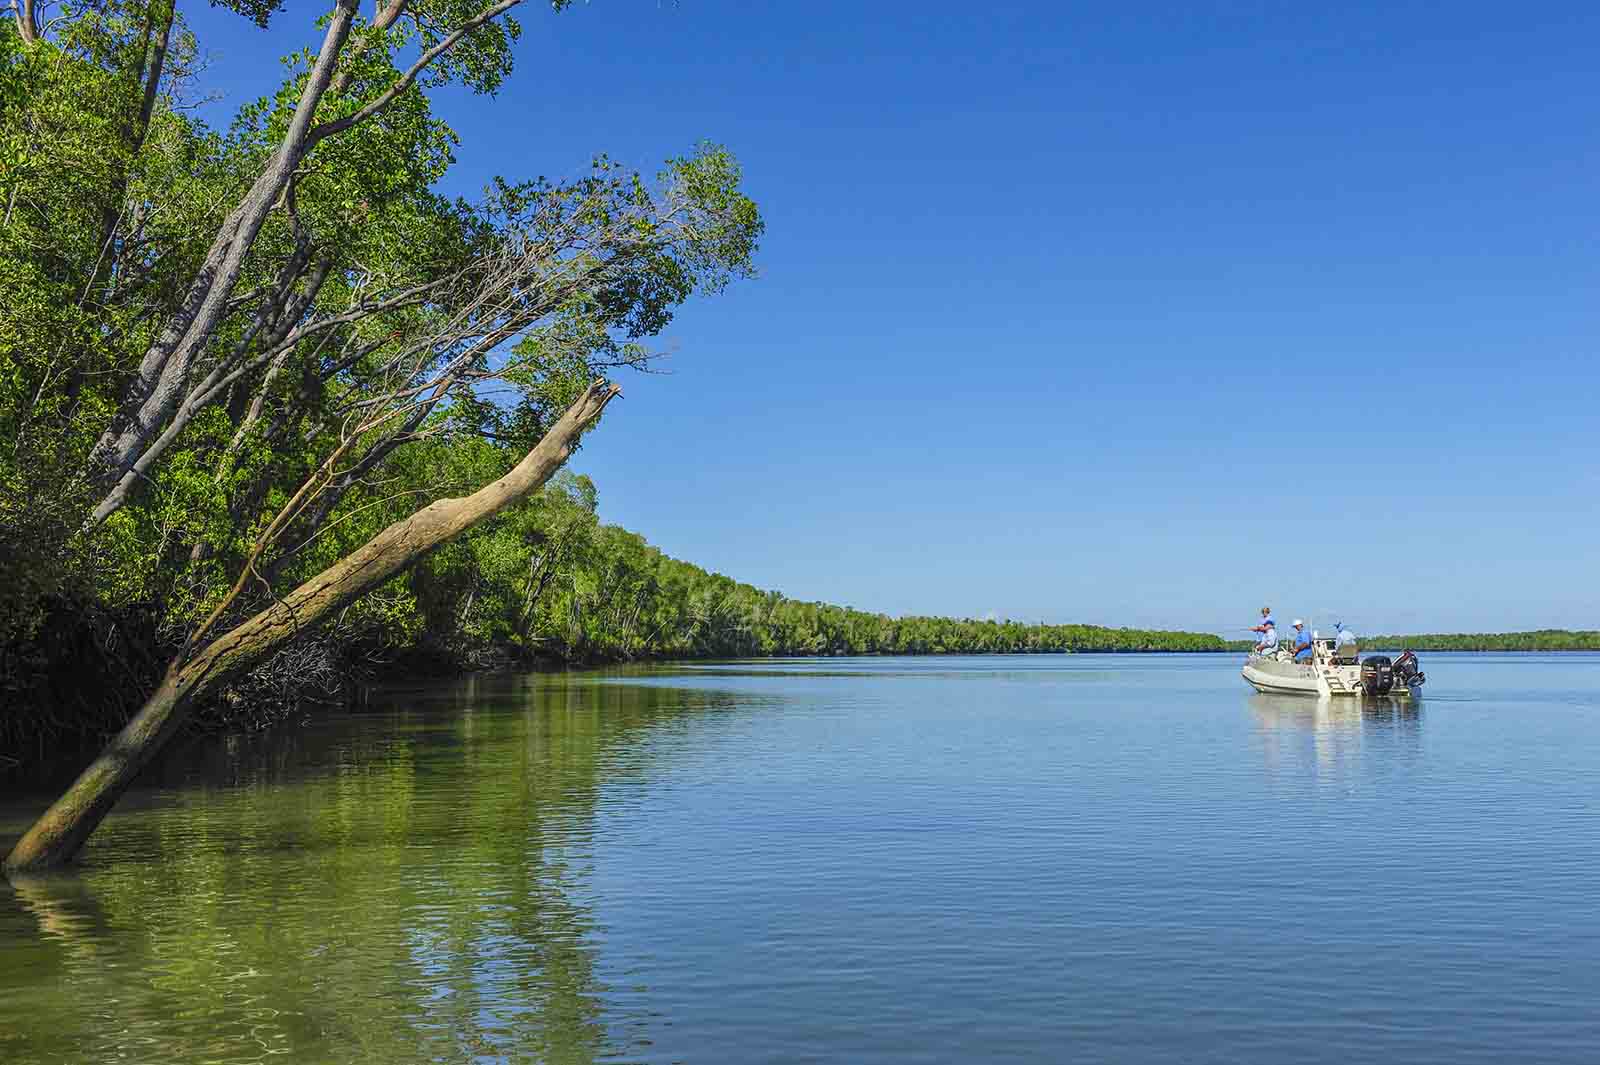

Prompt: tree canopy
xmin=2 ymin=0 xmax=762 ymax=868
xmin=2 ymin=0 xmax=757 ymax=695
xmin=384 ymin=471 xmax=1240 ymax=667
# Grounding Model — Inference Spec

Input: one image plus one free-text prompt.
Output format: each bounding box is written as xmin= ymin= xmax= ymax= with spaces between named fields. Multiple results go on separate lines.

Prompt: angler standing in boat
xmin=1250 ymin=606 xmax=1277 ymax=653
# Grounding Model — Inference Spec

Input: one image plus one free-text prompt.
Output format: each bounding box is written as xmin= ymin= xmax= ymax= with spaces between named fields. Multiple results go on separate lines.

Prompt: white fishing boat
xmin=1242 ymin=636 xmax=1424 ymax=698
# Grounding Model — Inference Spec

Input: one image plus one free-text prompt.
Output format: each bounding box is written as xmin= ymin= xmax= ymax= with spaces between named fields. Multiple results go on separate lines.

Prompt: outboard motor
xmin=1393 ymin=650 xmax=1426 ymax=693
xmin=1360 ymin=655 xmax=1394 ymax=696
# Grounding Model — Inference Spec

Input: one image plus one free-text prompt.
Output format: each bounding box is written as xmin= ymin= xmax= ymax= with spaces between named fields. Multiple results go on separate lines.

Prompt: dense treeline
xmin=0 ymin=0 xmax=759 ymax=790
xmin=1362 ymin=631 xmax=1600 ymax=652
xmin=401 ymin=473 xmax=1236 ymax=664
xmin=1225 ymin=630 xmax=1600 ymax=653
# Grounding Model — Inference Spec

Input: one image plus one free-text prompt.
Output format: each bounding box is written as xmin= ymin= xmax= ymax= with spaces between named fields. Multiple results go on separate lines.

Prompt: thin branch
xmin=307 ymin=0 xmax=524 ymax=146
xmin=184 ymin=402 xmax=411 ymax=655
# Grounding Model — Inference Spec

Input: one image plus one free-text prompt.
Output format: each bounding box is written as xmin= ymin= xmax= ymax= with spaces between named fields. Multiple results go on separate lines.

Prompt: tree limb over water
xmin=1 ymin=1 xmax=760 ymax=869
xmin=4 ymin=381 xmax=619 ymax=873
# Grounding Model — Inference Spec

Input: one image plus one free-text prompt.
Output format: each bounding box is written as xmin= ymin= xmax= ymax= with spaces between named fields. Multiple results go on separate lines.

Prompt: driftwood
xmin=4 ymin=379 xmax=619 ymax=874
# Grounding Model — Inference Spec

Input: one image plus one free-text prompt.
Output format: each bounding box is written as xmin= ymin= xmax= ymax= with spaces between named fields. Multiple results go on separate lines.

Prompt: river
xmin=3 ymin=653 xmax=1597 ymax=1063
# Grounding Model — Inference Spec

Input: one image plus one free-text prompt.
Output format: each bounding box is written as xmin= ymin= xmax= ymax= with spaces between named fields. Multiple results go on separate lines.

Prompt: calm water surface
xmin=2 ymin=653 xmax=1598 ymax=1063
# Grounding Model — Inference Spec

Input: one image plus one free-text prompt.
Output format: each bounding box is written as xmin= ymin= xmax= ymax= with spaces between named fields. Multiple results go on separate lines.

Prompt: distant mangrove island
xmin=1351 ymin=630 xmax=1600 ymax=652
xmin=1223 ymin=630 xmax=1599 ymax=653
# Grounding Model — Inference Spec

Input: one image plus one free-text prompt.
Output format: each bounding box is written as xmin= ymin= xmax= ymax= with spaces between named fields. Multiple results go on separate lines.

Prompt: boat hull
xmin=1242 ymin=655 xmax=1322 ymax=695
xmin=1241 ymin=653 xmax=1416 ymax=699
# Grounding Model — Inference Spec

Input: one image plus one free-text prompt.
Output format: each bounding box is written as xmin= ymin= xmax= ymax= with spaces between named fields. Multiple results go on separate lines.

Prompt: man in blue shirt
xmin=1291 ymin=619 xmax=1313 ymax=662
xmin=1334 ymin=622 xmax=1358 ymax=662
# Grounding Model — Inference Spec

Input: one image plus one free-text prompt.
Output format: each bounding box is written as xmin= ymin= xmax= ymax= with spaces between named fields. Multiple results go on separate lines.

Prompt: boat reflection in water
xmin=1250 ymin=692 xmax=1422 ymax=787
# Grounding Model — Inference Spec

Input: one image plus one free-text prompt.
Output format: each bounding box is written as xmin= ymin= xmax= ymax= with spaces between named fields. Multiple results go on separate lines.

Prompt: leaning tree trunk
xmin=4 ymin=380 xmax=620 ymax=874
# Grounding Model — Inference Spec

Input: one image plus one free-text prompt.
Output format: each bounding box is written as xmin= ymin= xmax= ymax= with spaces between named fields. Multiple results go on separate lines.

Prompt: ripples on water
xmin=2 ymin=654 xmax=1598 ymax=1063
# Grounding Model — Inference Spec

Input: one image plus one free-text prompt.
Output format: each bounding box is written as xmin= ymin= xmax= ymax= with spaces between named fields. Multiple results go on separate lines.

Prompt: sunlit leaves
xmin=1 ymin=0 xmax=766 ymax=736
xmin=209 ymin=0 xmax=289 ymax=30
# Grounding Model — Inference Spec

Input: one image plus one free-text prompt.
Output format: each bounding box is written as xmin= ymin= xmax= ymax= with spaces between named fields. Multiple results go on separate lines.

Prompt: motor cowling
xmin=1394 ymin=650 xmax=1426 ymax=692
xmin=1361 ymin=655 xmax=1394 ymax=696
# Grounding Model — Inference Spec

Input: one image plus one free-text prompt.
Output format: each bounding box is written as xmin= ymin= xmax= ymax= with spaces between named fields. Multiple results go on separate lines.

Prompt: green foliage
xmin=401 ymin=475 xmax=1238 ymax=665
xmin=1223 ymin=630 xmax=1600 ymax=652
xmin=0 ymin=2 xmax=765 ymax=754
xmin=213 ymin=0 xmax=290 ymax=30
xmin=1361 ymin=630 xmax=1600 ymax=652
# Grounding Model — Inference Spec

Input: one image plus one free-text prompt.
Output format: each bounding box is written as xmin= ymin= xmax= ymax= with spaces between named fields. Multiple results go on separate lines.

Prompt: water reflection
xmin=5 ymin=658 xmax=1600 ymax=1064
xmin=1 ymin=671 xmax=747 ymax=1064
xmin=1250 ymin=693 xmax=1422 ymax=787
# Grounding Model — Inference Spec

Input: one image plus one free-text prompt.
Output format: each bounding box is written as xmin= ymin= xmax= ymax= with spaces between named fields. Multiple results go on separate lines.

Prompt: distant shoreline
xmin=1223 ymin=630 xmax=1598 ymax=653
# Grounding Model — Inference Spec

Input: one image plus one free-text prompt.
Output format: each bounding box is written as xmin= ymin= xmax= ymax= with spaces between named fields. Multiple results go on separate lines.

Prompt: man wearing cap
xmin=1291 ymin=619 xmax=1313 ymax=663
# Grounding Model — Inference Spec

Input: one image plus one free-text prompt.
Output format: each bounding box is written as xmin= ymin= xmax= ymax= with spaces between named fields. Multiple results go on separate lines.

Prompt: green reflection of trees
xmin=1 ymin=675 xmax=717 ymax=1063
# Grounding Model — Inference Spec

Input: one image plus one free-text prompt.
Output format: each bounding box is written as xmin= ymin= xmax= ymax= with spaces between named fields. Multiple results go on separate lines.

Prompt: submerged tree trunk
xmin=4 ymin=380 xmax=620 ymax=875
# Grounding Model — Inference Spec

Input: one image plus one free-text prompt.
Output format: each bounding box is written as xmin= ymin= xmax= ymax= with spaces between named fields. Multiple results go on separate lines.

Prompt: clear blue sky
xmin=186 ymin=1 xmax=1597 ymax=635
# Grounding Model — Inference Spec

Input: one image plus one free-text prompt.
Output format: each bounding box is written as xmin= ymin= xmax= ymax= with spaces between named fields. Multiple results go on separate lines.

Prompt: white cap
xmin=1292 ymin=618 xmax=1303 ymax=626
